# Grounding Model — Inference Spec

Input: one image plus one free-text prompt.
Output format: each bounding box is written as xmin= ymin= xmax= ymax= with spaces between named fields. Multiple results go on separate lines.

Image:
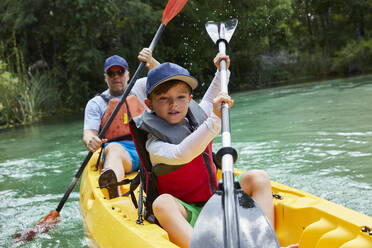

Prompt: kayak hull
xmin=80 ymin=152 xmax=372 ymax=247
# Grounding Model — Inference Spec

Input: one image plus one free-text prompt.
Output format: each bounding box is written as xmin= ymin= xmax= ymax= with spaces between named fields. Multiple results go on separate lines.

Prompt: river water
xmin=1 ymin=75 xmax=372 ymax=247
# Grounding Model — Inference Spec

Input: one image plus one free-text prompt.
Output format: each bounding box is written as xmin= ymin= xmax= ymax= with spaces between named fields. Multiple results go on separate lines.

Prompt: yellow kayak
xmin=80 ymin=152 xmax=372 ymax=247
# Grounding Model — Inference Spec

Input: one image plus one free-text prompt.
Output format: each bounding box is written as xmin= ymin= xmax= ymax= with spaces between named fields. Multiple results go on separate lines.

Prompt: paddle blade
xmin=14 ymin=210 xmax=60 ymax=242
xmin=162 ymin=0 xmax=188 ymax=25
xmin=205 ymin=19 xmax=238 ymax=44
xmin=190 ymin=191 xmax=280 ymax=248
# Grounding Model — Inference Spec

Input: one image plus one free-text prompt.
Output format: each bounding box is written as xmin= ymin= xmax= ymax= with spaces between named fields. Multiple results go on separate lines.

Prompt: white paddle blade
xmin=190 ymin=191 xmax=280 ymax=248
xmin=205 ymin=19 xmax=238 ymax=44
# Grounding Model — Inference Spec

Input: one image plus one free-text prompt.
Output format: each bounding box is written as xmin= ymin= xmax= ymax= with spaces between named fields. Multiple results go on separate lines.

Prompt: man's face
xmin=104 ymin=65 xmax=130 ymax=96
xmin=145 ymin=82 xmax=192 ymax=125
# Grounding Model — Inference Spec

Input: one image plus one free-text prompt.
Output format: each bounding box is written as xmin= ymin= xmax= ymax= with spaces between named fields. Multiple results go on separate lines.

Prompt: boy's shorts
xmin=175 ymin=174 xmax=244 ymax=227
xmin=103 ymin=140 xmax=140 ymax=173
xmin=176 ymin=198 xmax=204 ymax=227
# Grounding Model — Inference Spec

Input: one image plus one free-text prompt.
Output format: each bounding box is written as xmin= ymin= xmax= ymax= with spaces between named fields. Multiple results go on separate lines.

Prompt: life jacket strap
xmin=95 ymin=146 xmax=105 ymax=171
xmin=106 ymin=134 xmax=133 ymax=142
xmin=97 ymin=178 xmax=132 ymax=189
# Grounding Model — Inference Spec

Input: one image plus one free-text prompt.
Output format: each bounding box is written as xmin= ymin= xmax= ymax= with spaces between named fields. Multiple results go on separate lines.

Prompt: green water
xmin=1 ymin=75 xmax=372 ymax=247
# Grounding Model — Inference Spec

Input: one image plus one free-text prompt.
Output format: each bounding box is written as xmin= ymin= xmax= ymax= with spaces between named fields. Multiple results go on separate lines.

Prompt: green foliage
xmin=0 ymin=60 xmax=19 ymax=126
xmin=332 ymin=38 xmax=372 ymax=75
xmin=2 ymin=0 xmax=372 ymax=127
xmin=0 ymin=59 xmax=61 ymax=127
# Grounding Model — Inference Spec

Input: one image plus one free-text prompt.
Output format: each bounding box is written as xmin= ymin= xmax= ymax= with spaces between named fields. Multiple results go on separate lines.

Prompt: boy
xmin=140 ymin=54 xmax=295 ymax=248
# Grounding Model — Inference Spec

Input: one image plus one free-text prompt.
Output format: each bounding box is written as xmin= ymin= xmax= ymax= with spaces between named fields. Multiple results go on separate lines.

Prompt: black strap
xmin=128 ymin=174 xmax=140 ymax=209
xmin=98 ymin=92 xmax=111 ymax=103
xmin=94 ymin=135 xmax=133 ymax=172
xmin=98 ymin=178 xmax=132 ymax=189
xmin=107 ymin=134 xmax=133 ymax=142
xmin=136 ymin=175 xmax=145 ymax=224
xmin=212 ymin=152 xmax=221 ymax=170
xmin=203 ymin=151 xmax=216 ymax=194
xmin=95 ymin=146 xmax=105 ymax=171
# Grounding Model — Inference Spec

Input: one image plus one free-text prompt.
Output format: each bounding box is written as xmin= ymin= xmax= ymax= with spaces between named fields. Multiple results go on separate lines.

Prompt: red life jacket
xmin=100 ymin=95 xmax=145 ymax=141
xmin=133 ymin=100 xmax=218 ymax=203
xmin=156 ymin=143 xmax=217 ymax=203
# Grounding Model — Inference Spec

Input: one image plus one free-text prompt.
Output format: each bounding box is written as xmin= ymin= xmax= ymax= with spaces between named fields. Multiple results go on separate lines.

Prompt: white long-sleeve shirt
xmin=146 ymin=70 xmax=230 ymax=165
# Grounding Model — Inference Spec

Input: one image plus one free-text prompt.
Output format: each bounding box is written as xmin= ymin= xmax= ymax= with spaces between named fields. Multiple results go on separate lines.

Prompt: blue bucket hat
xmin=146 ymin=62 xmax=198 ymax=96
xmin=104 ymin=55 xmax=129 ymax=72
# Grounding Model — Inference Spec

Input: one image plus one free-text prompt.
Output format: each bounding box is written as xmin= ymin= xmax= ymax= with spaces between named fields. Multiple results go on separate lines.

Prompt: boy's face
xmin=145 ymin=82 xmax=192 ymax=125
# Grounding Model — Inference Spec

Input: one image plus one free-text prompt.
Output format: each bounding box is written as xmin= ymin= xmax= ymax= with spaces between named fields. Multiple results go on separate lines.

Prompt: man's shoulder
xmin=85 ymin=90 xmax=111 ymax=114
xmin=87 ymin=90 xmax=110 ymax=104
xmin=131 ymin=77 xmax=147 ymax=103
xmin=98 ymin=89 xmax=112 ymax=102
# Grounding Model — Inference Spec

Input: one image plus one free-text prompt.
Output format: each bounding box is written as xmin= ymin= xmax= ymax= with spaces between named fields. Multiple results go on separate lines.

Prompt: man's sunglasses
xmin=107 ymin=70 xmax=125 ymax=78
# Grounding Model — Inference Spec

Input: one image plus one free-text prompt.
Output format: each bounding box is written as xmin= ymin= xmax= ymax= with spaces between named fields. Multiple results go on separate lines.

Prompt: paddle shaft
xmin=56 ymin=24 xmax=165 ymax=213
xmin=218 ymin=40 xmax=240 ymax=248
xmin=191 ymin=18 xmax=279 ymax=248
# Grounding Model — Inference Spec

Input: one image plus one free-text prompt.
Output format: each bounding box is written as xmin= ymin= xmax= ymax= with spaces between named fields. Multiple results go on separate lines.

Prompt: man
xmin=83 ymin=48 xmax=159 ymax=198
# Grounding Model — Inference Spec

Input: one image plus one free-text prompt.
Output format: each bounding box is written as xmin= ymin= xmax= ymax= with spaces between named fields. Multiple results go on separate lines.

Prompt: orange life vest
xmin=100 ymin=95 xmax=146 ymax=141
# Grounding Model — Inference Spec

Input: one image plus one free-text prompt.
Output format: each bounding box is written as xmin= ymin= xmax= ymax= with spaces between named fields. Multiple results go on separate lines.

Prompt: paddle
xmin=14 ymin=0 xmax=188 ymax=242
xmin=190 ymin=19 xmax=280 ymax=248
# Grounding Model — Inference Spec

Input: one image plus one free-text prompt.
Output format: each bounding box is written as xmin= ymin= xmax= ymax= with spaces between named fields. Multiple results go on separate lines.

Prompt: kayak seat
xmin=128 ymin=117 xmax=159 ymax=223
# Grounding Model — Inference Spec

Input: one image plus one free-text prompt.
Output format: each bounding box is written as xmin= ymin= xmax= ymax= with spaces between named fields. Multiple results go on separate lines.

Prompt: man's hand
xmin=83 ymin=129 xmax=108 ymax=152
xmin=138 ymin=48 xmax=160 ymax=70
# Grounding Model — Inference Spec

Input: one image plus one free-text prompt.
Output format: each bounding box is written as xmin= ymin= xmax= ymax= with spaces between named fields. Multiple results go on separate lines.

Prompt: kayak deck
xmin=80 ymin=152 xmax=372 ymax=247
xmin=80 ymin=160 xmax=178 ymax=247
xmin=272 ymin=181 xmax=372 ymax=247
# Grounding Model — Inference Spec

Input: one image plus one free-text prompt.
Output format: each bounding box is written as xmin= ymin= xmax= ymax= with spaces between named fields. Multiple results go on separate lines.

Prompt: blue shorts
xmin=102 ymin=140 xmax=140 ymax=173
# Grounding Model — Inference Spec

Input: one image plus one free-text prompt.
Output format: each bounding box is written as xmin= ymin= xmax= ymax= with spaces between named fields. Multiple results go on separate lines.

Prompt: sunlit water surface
xmin=1 ymin=75 xmax=372 ymax=247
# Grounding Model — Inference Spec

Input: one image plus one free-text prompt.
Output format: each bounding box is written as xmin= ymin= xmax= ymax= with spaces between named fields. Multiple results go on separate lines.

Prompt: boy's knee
xmin=152 ymin=194 xmax=174 ymax=215
xmin=241 ymin=170 xmax=271 ymax=191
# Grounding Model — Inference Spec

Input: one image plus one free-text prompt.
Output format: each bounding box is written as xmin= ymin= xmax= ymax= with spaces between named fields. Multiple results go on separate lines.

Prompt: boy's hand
xmin=138 ymin=48 xmax=160 ymax=70
xmin=213 ymin=53 xmax=230 ymax=71
xmin=213 ymin=92 xmax=234 ymax=118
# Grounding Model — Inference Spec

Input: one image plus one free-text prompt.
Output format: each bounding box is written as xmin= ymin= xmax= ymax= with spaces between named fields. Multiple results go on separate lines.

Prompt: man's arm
xmin=130 ymin=77 xmax=147 ymax=104
xmin=83 ymin=129 xmax=106 ymax=152
xmin=83 ymin=98 xmax=107 ymax=152
xmin=138 ymin=48 xmax=160 ymax=70
xmin=131 ymin=48 xmax=161 ymax=103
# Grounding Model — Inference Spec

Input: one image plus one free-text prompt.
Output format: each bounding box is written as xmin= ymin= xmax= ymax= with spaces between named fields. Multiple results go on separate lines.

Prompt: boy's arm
xmin=199 ymin=70 xmax=231 ymax=114
xmin=199 ymin=53 xmax=231 ymax=114
xmin=146 ymin=113 xmax=221 ymax=165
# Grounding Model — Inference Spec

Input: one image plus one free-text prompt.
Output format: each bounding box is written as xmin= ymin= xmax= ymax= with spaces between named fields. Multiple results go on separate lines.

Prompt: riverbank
xmin=3 ymin=73 xmax=372 ymax=131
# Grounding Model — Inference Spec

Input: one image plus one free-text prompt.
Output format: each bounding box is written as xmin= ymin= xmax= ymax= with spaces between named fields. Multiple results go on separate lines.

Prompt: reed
xmin=0 ymin=34 xmax=60 ymax=127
